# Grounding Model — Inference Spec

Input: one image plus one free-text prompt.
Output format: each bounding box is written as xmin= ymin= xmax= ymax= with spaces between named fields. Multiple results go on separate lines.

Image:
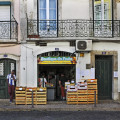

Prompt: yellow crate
xmin=77 ymin=90 xmax=88 ymax=94
xmin=88 ymin=89 xmax=98 ymax=94
xmin=87 ymin=79 xmax=97 ymax=85
xmin=16 ymin=87 xmax=26 ymax=91
xmin=87 ymin=85 xmax=97 ymax=89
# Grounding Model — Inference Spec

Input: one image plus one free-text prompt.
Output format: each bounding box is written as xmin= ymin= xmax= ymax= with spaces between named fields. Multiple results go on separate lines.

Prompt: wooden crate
xmin=77 ymin=90 xmax=88 ymax=104
xmin=25 ymin=87 xmax=37 ymax=105
xmin=77 ymin=90 xmax=87 ymax=94
xmin=36 ymin=87 xmax=47 ymax=105
xmin=15 ymin=87 xmax=26 ymax=105
xmin=67 ymin=91 xmax=78 ymax=104
xmin=87 ymin=79 xmax=97 ymax=85
xmin=88 ymin=89 xmax=98 ymax=94
xmin=87 ymin=84 xmax=97 ymax=89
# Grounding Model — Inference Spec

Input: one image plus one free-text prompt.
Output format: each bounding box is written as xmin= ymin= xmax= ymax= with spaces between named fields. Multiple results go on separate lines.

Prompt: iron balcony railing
xmin=27 ymin=20 xmax=120 ymax=38
xmin=0 ymin=21 xmax=18 ymax=40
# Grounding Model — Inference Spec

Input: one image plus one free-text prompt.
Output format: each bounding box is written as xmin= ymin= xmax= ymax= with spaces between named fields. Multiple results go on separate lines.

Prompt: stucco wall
xmin=62 ymin=0 xmax=89 ymax=19
xmin=26 ymin=0 xmax=90 ymax=20
xmin=20 ymin=42 xmax=75 ymax=87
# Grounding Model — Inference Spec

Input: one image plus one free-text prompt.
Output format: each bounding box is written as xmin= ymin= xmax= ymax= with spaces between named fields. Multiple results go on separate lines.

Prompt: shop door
xmin=0 ymin=59 xmax=16 ymax=99
xmin=95 ymin=56 xmax=112 ymax=100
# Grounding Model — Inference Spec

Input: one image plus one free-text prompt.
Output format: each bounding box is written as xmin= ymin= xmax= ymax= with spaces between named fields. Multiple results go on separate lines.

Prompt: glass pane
xmin=39 ymin=0 xmax=46 ymax=8
xmin=39 ymin=9 xmax=46 ymax=19
xmin=39 ymin=21 xmax=47 ymax=30
xmin=49 ymin=9 xmax=56 ymax=19
xmin=94 ymin=0 xmax=112 ymax=20
xmin=49 ymin=0 xmax=56 ymax=9
xmin=49 ymin=21 xmax=56 ymax=30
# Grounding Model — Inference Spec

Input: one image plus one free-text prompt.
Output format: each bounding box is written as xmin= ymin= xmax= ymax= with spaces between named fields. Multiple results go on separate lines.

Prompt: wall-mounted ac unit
xmin=76 ymin=40 xmax=92 ymax=52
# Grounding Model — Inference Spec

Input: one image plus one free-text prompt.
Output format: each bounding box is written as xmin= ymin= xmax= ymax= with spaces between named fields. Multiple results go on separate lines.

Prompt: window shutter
xmin=0 ymin=6 xmax=10 ymax=21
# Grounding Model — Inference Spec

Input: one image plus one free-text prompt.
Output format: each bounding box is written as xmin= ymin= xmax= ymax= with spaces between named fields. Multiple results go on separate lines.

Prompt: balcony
xmin=0 ymin=21 xmax=18 ymax=41
xmin=27 ymin=20 xmax=120 ymax=39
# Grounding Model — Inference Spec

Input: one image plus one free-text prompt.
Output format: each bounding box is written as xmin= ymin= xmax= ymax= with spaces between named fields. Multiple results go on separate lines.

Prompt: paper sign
xmin=39 ymin=89 xmax=43 ymax=91
xmin=114 ymin=71 xmax=118 ymax=77
xmin=76 ymin=68 xmax=81 ymax=80
xmin=19 ymin=88 xmax=22 ymax=90
xmin=29 ymin=89 xmax=32 ymax=91
xmin=91 ymin=68 xmax=95 ymax=79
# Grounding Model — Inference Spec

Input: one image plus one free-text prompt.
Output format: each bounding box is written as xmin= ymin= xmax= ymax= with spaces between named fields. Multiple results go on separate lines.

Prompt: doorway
xmin=0 ymin=59 xmax=16 ymax=99
xmin=38 ymin=64 xmax=75 ymax=100
xmin=95 ymin=55 xmax=112 ymax=100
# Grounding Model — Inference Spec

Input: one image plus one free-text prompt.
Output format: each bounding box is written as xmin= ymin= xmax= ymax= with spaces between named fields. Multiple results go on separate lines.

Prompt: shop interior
xmin=38 ymin=64 xmax=75 ymax=101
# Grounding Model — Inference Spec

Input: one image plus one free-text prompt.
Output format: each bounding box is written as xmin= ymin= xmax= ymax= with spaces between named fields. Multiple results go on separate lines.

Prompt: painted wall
xmin=76 ymin=53 xmax=91 ymax=82
xmin=61 ymin=0 xmax=89 ymax=19
xmin=0 ymin=44 xmax=20 ymax=55
xmin=14 ymin=0 xmax=20 ymax=42
xmin=20 ymin=42 xmax=75 ymax=87
xmin=26 ymin=0 xmax=90 ymax=20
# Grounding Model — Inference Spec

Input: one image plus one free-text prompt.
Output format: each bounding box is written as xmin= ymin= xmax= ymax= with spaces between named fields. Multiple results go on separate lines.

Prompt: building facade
xmin=0 ymin=0 xmax=120 ymax=101
xmin=0 ymin=0 xmax=20 ymax=99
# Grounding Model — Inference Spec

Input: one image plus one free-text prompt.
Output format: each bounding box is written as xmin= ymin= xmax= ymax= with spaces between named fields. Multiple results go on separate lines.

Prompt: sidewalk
xmin=0 ymin=99 xmax=120 ymax=111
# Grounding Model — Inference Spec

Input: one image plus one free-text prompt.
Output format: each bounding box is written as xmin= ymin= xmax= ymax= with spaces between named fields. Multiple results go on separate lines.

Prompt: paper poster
xmin=114 ymin=71 xmax=118 ymax=77
xmin=76 ymin=68 xmax=81 ymax=80
xmin=91 ymin=68 xmax=95 ymax=79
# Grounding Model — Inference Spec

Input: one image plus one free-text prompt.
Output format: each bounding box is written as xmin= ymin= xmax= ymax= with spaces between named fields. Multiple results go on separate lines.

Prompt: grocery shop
xmin=37 ymin=51 xmax=76 ymax=100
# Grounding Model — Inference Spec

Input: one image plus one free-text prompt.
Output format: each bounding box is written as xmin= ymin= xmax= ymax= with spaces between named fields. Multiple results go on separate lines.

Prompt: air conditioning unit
xmin=76 ymin=40 xmax=92 ymax=52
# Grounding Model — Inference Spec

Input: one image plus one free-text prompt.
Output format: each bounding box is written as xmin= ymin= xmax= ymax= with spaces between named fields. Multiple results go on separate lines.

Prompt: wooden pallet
xmin=87 ymin=85 xmax=97 ymax=89
xmin=88 ymin=89 xmax=98 ymax=94
xmin=15 ymin=87 xmax=26 ymax=105
xmin=67 ymin=91 xmax=78 ymax=104
xmin=36 ymin=87 xmax=47 ymax=105
xmin=77 ymin=90 xmax=87 ymax=94
xmin=87 ymin=79 xmax=97 ymax=85
xmin=26 ymin=88 xmax=37 ymax=105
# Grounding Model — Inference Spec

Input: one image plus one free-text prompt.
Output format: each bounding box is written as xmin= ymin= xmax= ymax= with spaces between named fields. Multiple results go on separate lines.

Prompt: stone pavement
xmin=0 ymin=99 xmax=120 ymax=111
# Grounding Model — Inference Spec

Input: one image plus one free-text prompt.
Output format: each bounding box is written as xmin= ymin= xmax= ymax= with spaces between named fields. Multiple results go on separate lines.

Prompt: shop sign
xmin=38 ymin=57 xmax=76 ymax=64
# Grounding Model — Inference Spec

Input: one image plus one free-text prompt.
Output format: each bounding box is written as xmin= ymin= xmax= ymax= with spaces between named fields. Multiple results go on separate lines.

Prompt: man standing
xmin=38 ymin=73 xmax=47 ymax=88
xmin=7 ymin=70 xmax=16 ymax=103
xmin=59 ymin=73 xmax=68 ymax=100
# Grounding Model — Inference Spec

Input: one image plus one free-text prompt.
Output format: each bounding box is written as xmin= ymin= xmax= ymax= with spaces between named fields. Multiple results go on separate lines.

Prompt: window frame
xmin=37 ymin=0 xmax=58 ymax=36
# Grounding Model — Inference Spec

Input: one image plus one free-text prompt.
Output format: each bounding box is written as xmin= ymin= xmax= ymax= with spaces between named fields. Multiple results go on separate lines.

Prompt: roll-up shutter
xmin=0 ymin=6 xmax=10 ymax=21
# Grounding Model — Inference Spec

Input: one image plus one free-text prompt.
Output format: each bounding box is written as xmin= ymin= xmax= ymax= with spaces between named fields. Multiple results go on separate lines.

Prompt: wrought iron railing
xmin=27 ymin=20 xmax=120 ymax=38
xmin=0 ymin=21 xmax=18 ymax=40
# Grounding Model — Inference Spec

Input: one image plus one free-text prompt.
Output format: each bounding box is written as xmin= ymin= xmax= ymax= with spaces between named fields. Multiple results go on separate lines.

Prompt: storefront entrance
xmin=38 ymin=64 xmax=75 ymax=100
xmin=37 ymin=51 xmax=76 ymax=100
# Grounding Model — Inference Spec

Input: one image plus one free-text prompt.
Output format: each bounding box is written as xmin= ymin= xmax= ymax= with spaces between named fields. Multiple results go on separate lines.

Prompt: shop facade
xmin=19 ymin=41 xmax=120 ymax=101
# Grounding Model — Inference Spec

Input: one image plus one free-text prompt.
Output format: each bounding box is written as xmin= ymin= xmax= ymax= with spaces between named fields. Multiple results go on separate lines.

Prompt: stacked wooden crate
xmin=67 ymin=91 xmax=78 ymax=104
xmin=77 ymin=90 xmax=88 ymax=104
xmin=15 ymin=87 xmax=26 ymax=105
xmin=87 ymin=79 xmax=98 ymax=104
xmin=77 ymin=80 xmax=88 ymax=104
xmin=25 ymin=87 xmax=37 ymax=105
xmin=36 ymin=87 xmax=47 ymax=105
xmin=67 ymin=84 xmax=78 ymax=104
xmin=66 ymin=79 xmax=98 ymax=104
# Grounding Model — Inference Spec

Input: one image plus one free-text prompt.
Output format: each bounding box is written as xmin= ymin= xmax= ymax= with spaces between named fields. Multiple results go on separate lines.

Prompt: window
xmin=94 ymin=0 xmax=112 ymax=20
xmin=94 ymin=0 xmax=113 ymax=37
xmin=38 ymin=0 xmax=57 ymax=36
